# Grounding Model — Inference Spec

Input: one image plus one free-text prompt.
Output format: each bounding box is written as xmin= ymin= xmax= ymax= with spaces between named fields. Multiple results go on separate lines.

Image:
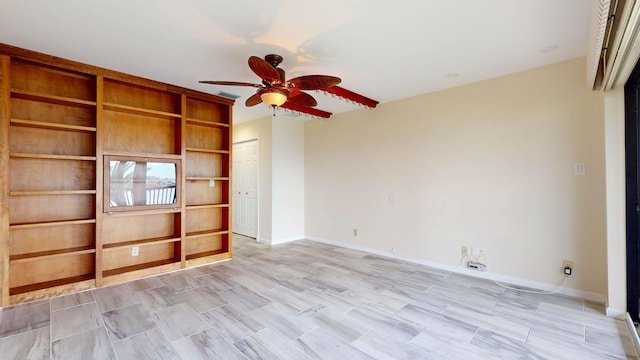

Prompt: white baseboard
xmin=626 ymin=313 xmax=640 ymax=357
xmin=259 ymin=236 xmax=304 ymax=246
xmin=256 ymin=236 xmax=271 ymax=244
xmin=607 ymin=307 xmax=626 ymax=317
xmin=305 ymin=236 xmax=607 ymax=305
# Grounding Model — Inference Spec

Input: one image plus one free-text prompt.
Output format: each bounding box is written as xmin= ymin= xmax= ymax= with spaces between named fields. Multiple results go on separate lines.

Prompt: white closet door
xmin=232 ymin=139 xmax=258 ymax=238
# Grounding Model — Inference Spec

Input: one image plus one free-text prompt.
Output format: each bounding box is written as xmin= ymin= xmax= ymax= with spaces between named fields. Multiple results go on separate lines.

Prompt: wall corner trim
xmin=626 ymin=313 xmax=640 ymax=356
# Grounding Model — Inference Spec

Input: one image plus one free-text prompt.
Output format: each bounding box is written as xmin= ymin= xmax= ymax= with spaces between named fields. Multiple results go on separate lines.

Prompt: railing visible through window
xmin=104 ymin=156 xmax=180 ymax=212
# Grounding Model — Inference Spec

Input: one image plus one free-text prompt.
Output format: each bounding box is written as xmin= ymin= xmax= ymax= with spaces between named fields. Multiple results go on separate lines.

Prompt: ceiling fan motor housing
xmin=264 ymin=54 xmax=284 ymax=67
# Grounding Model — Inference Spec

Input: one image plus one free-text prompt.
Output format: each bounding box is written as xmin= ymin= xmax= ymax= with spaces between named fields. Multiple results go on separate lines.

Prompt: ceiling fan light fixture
xmin=259 ymin=88 xmax=288 ymax=106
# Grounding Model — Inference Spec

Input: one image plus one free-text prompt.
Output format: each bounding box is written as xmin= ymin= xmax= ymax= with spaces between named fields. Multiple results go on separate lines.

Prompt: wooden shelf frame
xmin=11 ymin=89 xmax=96 ymax=108
xmin=103 ymin=207 xmax=181 ymax=217
xmin=10 ymin=153 xmax=97 ymax=161
xmin=186 ymin=249 xmax=229 ymax=261
xmin=10 ymin=190 xmax=97 ymax=196
xmin=102 ymin=150 xmax=181 ymax=160
xmin=185 ymin=118 xmax=229 ymax=128
xmin=102 ymin=259 xmax=179 ymax=278
xmin=10 ymin=274 xmax=95 ymax=296
xmin=186 ymin=177 xmax=230 ymax=182
xmin=102 ymin=235 xmax=181 ymax=250
xmin=186 ymin=229 xmax=229 ymax=239
xmin=185 ymin=147 xmax=230 ymax=154
xmin=10 ymin=219 xmax=97 ymax=230
xmin=11 ymin=118 xmax=96 ymax=133
xmin=10 ymin=246 xmax=96 ymax=264
xmin=103 ymin=102 xmax=182 ymax=120
xmin=0 ymin=44 xmax=233 ymax=306
xmin=186 ymin=204 xmax=230 ymax=210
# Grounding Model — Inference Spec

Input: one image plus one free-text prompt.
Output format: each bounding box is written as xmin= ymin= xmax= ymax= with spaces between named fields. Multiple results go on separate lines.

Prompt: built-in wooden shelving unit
xmin=0 ymin=44 xmax=233 ymax=306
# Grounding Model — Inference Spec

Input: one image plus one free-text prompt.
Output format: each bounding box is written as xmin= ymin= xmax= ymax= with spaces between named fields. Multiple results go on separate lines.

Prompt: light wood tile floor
xmin=0 ymin=235 xmax=637 ymax=359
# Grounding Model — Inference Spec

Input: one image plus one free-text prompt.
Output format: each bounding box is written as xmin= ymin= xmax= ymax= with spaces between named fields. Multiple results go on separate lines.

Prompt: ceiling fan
xmin=200 ymin=54 xmax=378 ymax=118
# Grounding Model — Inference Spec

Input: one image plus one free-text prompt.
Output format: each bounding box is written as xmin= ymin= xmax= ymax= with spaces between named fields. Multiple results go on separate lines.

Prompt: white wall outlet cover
xmin=574 ymin=163 xmax=585 ymax=175
xmin=471 ymin=246 xmax=480 ymax=257
xmin=209 ymin=179 xmax=216 ymax=187
xmin=388 ymin=195 xmax=398 ymax=204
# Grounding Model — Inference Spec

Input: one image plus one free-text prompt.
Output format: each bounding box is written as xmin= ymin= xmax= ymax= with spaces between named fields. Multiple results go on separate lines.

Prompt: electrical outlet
xmin=461 ymin=246 xmax=469 ymax=257
xmin=562 ymin=260 xmax=573 ymax=275
xmin=353 ymin=228 xmax=358 ymax=236
xmin=131 ymin=246 xmax=139 ymax=257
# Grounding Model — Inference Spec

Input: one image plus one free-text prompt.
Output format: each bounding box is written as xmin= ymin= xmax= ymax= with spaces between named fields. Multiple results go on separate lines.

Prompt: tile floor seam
xmin=107 ymin=328 xmax=153 ymax=344
xmin=1 ymin=235 xmax=635 ymax=359
xmin=51 ymin=300 xmax=97 ymax=313
xmin=49 ymin=323 xmax=103 ymax=344
xmin=48 ymin=299 xmax=52 ymax=360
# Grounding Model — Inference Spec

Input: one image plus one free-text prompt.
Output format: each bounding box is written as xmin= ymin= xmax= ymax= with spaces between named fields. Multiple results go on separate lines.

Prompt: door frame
xmin=625 ymin=57 xmax=640 ymax=323
xmin=232 ymin=137 xmax=260 ymax=240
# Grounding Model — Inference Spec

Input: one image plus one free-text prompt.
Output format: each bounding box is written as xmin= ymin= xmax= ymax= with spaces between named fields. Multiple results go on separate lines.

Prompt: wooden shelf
xmin=11 ymin=118 xmax=96 ymax=133
xmin=186 ymin=177 xmax=230 ymax=181
xmin=102 ymin=150 xmax=181 ymax=160
xmin=10 ymin=190 xmax=96 ymax=196
xmin=10 ymin=153 xmax=96 ymax=161
xmin=186 ymin=204 xmax=229 ymax=210
xmin=104 ymin=102 xmax=181 ymax=120
xmin=10 ymin=246 xmax=95 ymax=264
xmin=10 ymin=274 xmax=95 ymax=296
xmin=102 ymin=259 xmax=178 ymax=278
xmin=186 ymin=249 xmax=228 ymax=261
xmin=103 ymin=236 xmax=181 ymax=250
xmin=104 ymin=208 xmax=181 ymax=217
xmin=186 ymin=229 xmax=229 ymax=239
xmin=186 ymin=147 xmax=230 ymax=154
xmin=186 ymin=118 xmax=229 ymax=128
xmin=10 ymin=219 xmax=96 ymax=230
xmin=11 ymin=89 xmax=96 ymax=108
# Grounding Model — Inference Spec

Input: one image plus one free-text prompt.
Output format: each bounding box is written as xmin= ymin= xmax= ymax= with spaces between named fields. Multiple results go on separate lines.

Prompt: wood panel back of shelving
xmin=101 ymin=213 xmax=180 ymax=246
xmin=11 ymin=98 xmax=96 ymax=127
xmin=185 ymin=124 xmax=229 ymax=150
xmin=104 ymin=80 xmax=180 ymax=113
xmin=11 ymin=60 xmax=96 ymax=101
xmin=10 ymin=223 xmax=95 ymax=256
xmin=185 ymin=182 xmax=228 ymax=206
xmin=103 ymin=111 xmax=179 ymax=155
xmin=10 ymin=159 xmax=96 ymax=191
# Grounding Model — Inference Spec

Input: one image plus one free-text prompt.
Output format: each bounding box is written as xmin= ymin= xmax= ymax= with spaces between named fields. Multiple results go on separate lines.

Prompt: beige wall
xmin=233 ymin=115 xmax=305 ymax=244
xmin=233 ymin=117 xmax=273 ymax=242
xmin=272 ymin=117 xmax=305 ymax=243
xmin=305 ymin=57 xmax=608 ymax=296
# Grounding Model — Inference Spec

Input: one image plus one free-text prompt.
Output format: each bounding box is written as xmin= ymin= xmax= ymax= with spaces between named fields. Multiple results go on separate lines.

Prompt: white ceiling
xmin=1 ymin=0 xmax=593 ymax=123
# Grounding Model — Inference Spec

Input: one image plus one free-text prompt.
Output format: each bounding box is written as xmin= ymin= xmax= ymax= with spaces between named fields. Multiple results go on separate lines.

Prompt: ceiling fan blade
xmin=245 ymin=92 xmax=263 ymax=107
xmin=288 ymin=75 xmax=341 ymax=90
xmin=281 ymin=102 xmax=332 ymax=118
xmin=248 ymin=56 xmax=280 ymax=83
xmin=287 ymin=90 xmax=317 ymax=107
xmin=199 ymin=80 xmax=262 ymax=87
